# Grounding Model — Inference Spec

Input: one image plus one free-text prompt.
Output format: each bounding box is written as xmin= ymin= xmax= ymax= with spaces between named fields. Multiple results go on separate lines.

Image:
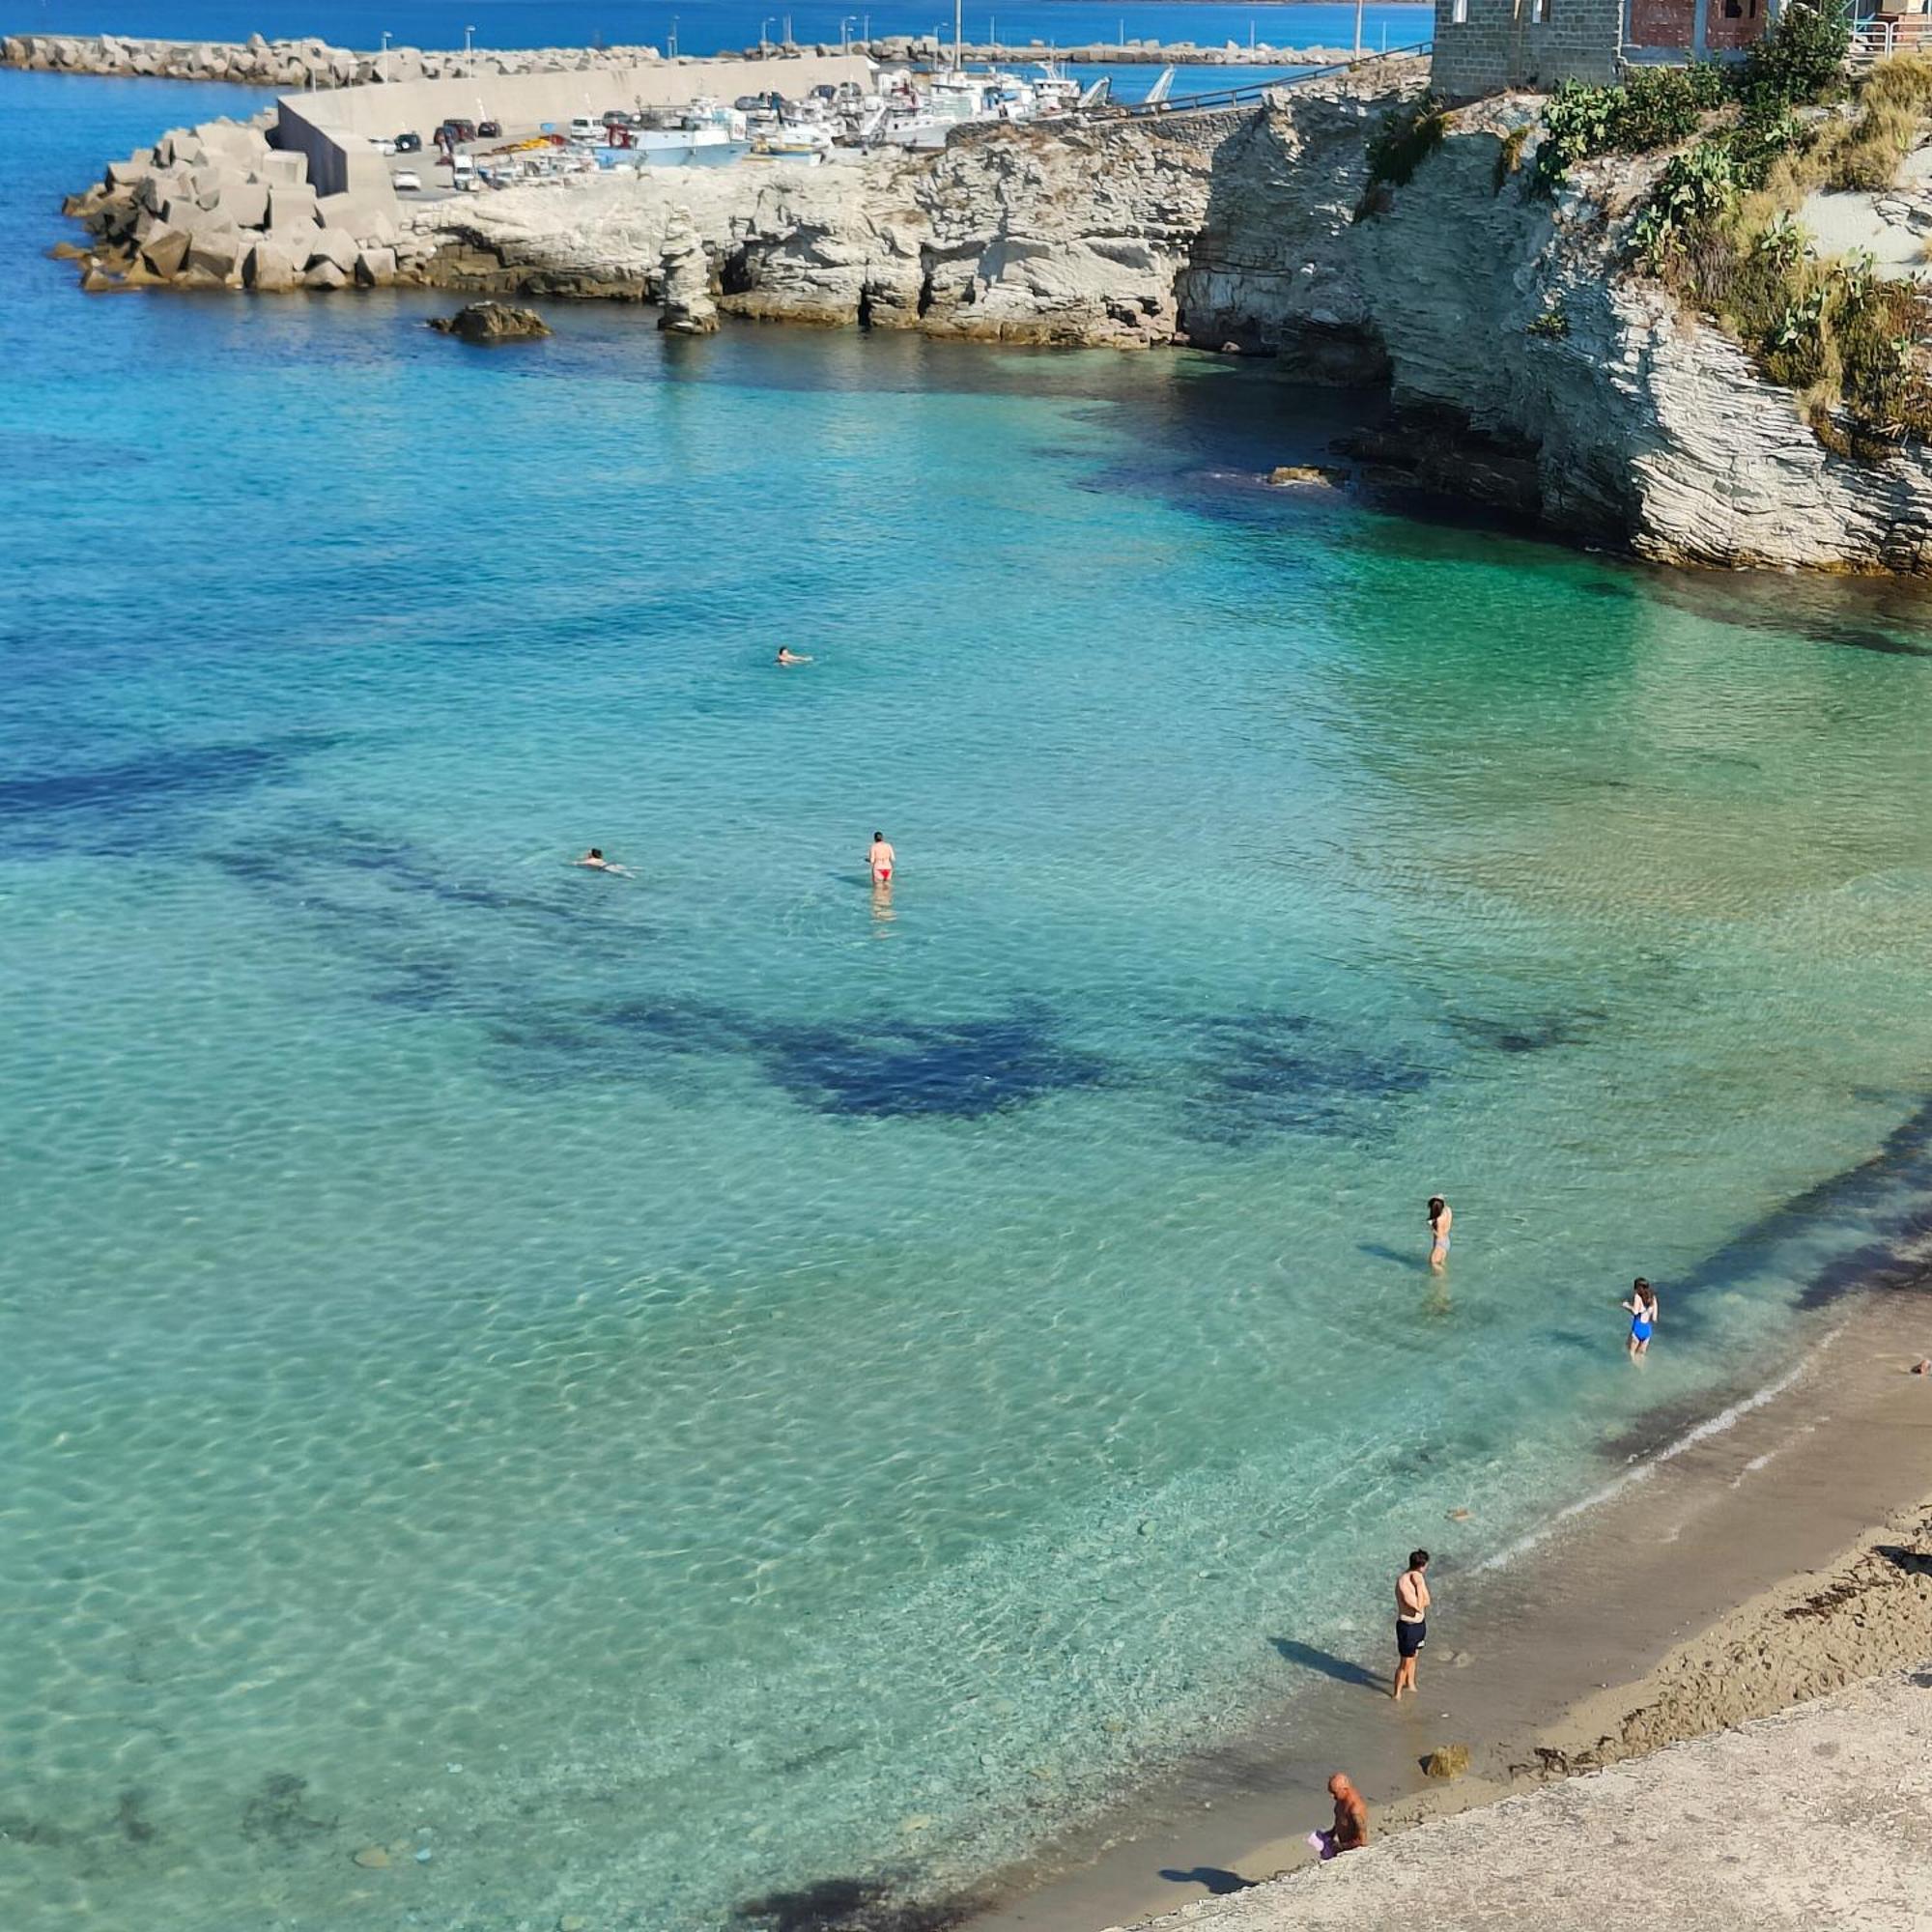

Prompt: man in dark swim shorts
xmin=1393 ymin=1548 xmax=1430 ymax=1700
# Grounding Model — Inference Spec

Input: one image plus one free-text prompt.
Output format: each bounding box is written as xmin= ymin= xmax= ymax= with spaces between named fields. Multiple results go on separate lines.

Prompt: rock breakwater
xmin=4 ymin=31 xmax=668 ymax=88
xmin=3 ymin=30 xmax=1379 ymax=87
xmin=63 ymin=115 xmax=425 ymax=292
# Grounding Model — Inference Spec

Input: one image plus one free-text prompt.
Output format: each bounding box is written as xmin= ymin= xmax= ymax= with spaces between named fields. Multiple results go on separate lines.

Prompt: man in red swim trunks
xmin=869 ymin=831 xmax=895 ymax=887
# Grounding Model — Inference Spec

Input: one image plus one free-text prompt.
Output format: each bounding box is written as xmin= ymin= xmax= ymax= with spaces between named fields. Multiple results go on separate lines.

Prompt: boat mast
xmin=953 ymin=0 xmax=962 ymax=70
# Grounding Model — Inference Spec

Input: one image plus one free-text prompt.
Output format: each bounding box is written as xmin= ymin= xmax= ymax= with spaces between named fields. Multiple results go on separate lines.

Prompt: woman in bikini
xmin=1427 ymin=1196 xmax=1452 ymax=1270
xmin=1621 ymin=1277 xmax=1659 ymax=1359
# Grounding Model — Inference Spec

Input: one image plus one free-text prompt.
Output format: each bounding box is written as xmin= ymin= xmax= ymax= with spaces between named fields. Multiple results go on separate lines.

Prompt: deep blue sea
xmin=5 ymin=29 xmax=1932 ymax=1932
xmin=8 ymin=0 xmax=1433 ymax=60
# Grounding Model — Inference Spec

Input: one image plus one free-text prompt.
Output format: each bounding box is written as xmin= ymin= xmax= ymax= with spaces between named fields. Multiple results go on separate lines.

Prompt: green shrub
xmin=1365 ymin=92 xmax=1451 ymax=189
xmin=1533 ymin=65 xmax=1734 ymax=189
xmin=1493 ymin=122 xmax=1530 ymax=193
xmin=1527 ymin=299 xmax=1572 ymax=338
xmin=1739 ymin=0 xmax=1851 ymax=112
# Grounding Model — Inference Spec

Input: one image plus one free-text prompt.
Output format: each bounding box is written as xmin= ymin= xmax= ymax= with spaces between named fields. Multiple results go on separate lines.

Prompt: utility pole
xmin=463 ymin=20 xmax=473 ymax=54
xmin=380 ymin=28 xmax=389 ymax=79
xmin=1353 ymin=0 xmax=1364 ymax=56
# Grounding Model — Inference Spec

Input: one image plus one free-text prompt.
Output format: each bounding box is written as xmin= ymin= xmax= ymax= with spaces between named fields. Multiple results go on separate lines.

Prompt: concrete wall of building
xmin=1431 ymin=0 xmax=1624 ymax=96
xmin=275 ymin=55 xmax=874 ymax=195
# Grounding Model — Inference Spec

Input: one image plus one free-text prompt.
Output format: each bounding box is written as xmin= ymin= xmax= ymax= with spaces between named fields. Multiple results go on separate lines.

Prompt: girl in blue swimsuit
xmin=1622 ymin=1277 xmax=1659 ymax=1359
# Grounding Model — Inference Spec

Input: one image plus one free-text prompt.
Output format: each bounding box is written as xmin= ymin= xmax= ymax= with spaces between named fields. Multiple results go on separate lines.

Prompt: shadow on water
xmin=1675 ymin=1094 xmax=1932 ymax=1318
xmin=0 ymin=733 xmax=340 ymax=852
xmin=1642 ymin=564 xmax=1932 ymax=657
xmin=1268 ymin=1636 xmax=1386 ymax=1693
xmin=1357 ymin=1241 xmax=1432 ymax=1274
xmin=734 ymin=1877 xmax=976 ymax=1932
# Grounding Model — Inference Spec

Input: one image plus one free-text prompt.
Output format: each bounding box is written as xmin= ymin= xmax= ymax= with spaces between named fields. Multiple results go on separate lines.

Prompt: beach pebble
xmin=414 ymin=1847 xmax=433 ymax=1863
xmin=1447 ymin=1508 xmax=1472 ymax=1520
xmin=559 ymin=1918 xmax=587 ymax=1932
xmin=353 ymin=1846 xmax=390 ymax=1868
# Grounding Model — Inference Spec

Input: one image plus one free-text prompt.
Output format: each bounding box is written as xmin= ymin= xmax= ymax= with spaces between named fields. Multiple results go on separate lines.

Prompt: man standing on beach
xmin=1393 ymin=1548 xmax=1430 ymax=1700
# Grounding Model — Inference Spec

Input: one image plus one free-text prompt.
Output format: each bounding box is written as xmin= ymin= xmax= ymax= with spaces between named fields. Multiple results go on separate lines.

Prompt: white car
xmin=393 ymin=169 xmax=422 ymax=191
xmin=367 ymin=134 xmax=397 ymax=155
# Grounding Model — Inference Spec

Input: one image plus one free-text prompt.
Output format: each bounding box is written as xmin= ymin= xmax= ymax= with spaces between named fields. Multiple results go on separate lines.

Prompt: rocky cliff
xmin=65 ymin=64 xmax=1932 ymax=571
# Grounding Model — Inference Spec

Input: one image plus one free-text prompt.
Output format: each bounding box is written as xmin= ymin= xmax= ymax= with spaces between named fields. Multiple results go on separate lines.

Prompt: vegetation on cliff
xmin=1525 ymin=7 xmax=1932 ymax=459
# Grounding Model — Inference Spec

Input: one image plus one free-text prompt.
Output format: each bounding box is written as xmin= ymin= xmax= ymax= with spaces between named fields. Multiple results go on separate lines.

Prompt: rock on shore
xmin=427 ymin=300 xmax=552 ymax=339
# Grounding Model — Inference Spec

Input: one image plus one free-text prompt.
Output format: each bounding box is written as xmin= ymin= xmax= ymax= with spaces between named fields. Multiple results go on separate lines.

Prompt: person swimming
xmin=868 ymin=831 xmax=895 ymax=887
xmin=1427 ymin=1195 xmax=1452 ymax=1269
xmin=574 ymin=848 xmax=632 ymax=876
xmin=1621 ymin=1277 xmax=1659 ymax=1358
xmin=775 ymin=648 xmax=813 ymax=666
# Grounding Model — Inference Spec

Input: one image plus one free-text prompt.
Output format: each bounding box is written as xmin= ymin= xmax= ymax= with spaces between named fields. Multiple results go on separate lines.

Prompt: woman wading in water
xmin=1622 ymin=1278 xmax=1660 ymax=1359
xmin=1427 ymin=1196 xmax=1452 ymax=1270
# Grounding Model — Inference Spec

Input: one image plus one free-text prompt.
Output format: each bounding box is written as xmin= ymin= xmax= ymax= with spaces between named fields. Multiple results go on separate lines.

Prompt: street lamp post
xmin=760 ymin=14 xmax=773 ymax=49
xmin=464 ymin=21 xmax=474 ymax=54
xmin=380 ymin=28 xmax=389 ymax=80
xmin=669 ymin=14 xmax=679 ymax=54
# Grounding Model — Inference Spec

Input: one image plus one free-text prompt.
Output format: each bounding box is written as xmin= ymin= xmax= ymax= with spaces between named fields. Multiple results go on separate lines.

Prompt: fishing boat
xmin=595 ymin=102 xmax=751 ymax=169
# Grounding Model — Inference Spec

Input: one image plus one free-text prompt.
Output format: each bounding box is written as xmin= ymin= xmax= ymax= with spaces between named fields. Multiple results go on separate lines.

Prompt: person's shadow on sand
xmin=1269 ymin=1635 xmax=1385 ymax=1692
xmin=1159 ymin=1867 xmax=1254 ymax=1895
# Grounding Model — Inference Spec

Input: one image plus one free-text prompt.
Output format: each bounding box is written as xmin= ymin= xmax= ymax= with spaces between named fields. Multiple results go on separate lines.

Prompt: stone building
xmin=1430 ymin=0 xmax=1780 ymax=98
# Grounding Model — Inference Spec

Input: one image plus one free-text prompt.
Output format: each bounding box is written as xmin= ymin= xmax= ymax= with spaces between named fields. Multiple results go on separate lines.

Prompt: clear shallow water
xmin=8 ymin=63 xmax=1932 ymax=1932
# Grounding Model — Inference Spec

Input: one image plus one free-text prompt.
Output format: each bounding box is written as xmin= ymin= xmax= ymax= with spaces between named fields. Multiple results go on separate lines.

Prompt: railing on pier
xmin=1106 ymin=42 xmax=1434 ymax=119
xmin=1849 ymin=15 xmax=1932 ymax=64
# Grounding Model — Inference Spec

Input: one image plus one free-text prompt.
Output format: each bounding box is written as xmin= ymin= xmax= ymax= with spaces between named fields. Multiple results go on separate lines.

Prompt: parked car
xmin=367 ymin=133 xmax=397 ymax=155
xmin=394 ymin=130 xmax=422 ymax=153
xmin=568 ymin=115 xmax=600 ymax=142
xmin=393 ymin=169 xmax=422 ymax=190
xmin=437 ymin=118 xmax=478 ymax=145
xmin=477 ymin=118 xmax=501 ymax=137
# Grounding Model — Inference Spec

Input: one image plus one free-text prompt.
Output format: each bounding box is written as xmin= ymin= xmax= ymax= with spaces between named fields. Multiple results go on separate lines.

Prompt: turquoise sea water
xmin=8 ymin=62 xmax=1932 ymax=1932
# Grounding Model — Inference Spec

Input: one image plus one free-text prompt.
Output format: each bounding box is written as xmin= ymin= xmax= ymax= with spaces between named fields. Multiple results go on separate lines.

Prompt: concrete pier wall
xmin=274 ymin=54 xmax=872 ymax=198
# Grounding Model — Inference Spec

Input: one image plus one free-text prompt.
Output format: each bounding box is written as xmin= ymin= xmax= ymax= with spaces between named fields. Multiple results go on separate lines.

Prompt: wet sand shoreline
xmin=953 ymin=1292 xmax=1932 ymax=1931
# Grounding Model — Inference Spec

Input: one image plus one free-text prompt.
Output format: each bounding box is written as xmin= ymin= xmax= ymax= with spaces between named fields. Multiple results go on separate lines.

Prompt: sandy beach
xmin=958 ymin=1293 xmax=1932 ymax=1931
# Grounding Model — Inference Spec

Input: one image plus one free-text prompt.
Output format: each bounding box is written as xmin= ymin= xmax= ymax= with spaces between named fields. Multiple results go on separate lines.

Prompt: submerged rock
xmin=427 ymin=300 xmax=551 ymax=342
xmin=352 ymin=1845 xmax=390 ymax=1868
xmin=1267 ymin=465 xmax=1350 ymax=488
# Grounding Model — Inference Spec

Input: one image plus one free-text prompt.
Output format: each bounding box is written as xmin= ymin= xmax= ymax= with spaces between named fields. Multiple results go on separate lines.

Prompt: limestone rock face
xmin=657 ymin=206 xmax=719 ymax=334
xmin=428 ymin=300 xmax=553 ymax=341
